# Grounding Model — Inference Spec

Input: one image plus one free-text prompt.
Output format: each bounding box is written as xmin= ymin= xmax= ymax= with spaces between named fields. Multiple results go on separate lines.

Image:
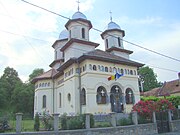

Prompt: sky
xmin=0 ymin=0 xmax=180 ymax=82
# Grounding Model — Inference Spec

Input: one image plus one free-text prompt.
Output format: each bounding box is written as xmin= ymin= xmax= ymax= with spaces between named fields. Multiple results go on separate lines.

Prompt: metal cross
xmin=109 ymin=11 xmax=112 ymax=22
xmin=115 ymin=86 xmax=119 ymax=92
xmin=76 ymin=0 xmax=80 ymax=11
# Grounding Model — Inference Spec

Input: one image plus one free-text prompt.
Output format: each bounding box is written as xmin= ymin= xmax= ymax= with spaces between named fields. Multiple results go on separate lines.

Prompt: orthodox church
xmin=32 ymin=8 xmax=144 ymax=116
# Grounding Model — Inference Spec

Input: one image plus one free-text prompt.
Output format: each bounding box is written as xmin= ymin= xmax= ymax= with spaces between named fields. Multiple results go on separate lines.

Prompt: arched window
xmin=42 ymin=95 xmax=46 ymax=108
xmin=109 ymin=67 xmax=112 ymax=72
xmin=96 ymin=86 xmax=107 ymax=104
xmin=118 ymin=37 xmax=121 ymax=47
xmin=67 ymin=93 xmax=71 ymax=102
xmin=81 ymin=88 xmax=86 ymax=105
xmin=59 ymin=93 xmax=61 ymax=108
xmin=39 ymin=83 xmax=41 ymax=87
xmin=130 ymin=70 xmax=133 ymax=75
xmin=93 ymin=65 xmax=97 ymax=71
xmin=134 ymin=70 xmax=136 ymax=75
xmin=101 ymin=66 xmax=104 ymax=72
xmin=125 ymin=88 xmax=134 ymax=104
xmin=121 ymin=69 xmax=124 ymax=74
xmin=89 ymin=64 xmax=92 ymax=70
xmin=48 ymin=82 xmax=50 ymax=87
xmin=106 ymin=39 xmax=109 ymax=48
xmin=82 ymin=28 xmax=85 ymax=39
xmin=113 ymin=67 xmax=117 ymax=73
xmin=105 ymin=67 xmax=108 ymax=72
xmin=69 ymin=30 xmax=71 ymax=38
xmin=125 ymin=69 xmax=127 ymax=74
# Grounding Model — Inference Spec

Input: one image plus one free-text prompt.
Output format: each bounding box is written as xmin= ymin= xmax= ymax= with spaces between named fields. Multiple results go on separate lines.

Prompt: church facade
xmin=33 ymin=10 xmax=143 ymax=116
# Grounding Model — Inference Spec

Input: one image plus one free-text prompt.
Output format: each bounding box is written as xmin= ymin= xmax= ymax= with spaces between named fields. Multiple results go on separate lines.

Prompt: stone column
xmin=132 ymin=111 xmax=138 ymax=125
xmin=52 ymin=113 xmax=60 ymax=132
xmin=168 ymin=110 xmax=172 ymax=122
xmin=152 ymin=112 xmax=156 ymax=123
xmin=85 ymin=113 xmax=90 ymax=129
xmin=16 ymin=113 xmax=23 ymax=134
xmin=110 ymin=112 xmax=116 ymax=127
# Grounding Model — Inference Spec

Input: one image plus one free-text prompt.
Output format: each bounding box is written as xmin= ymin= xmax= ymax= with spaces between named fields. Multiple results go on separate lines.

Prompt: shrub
xmin=60 ymin=113 xmax=67 ymax=130
xmin=67 ymin=114 xmax=85 ymax=130
xmin=41 ymin=110 xmax=53 ymax=131
xmin=34 ymin=113 xmax=40 ymax=131
xmin=118 ymin=117 xmax=133 ymax=126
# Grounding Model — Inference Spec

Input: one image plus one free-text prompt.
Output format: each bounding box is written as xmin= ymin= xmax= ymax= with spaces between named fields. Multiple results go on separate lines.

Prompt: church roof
xmin=106 ymin=47 xmax=133 ymax=54
xmin=32 ymin=69 xmax=58 ymax=83
xmin=108 ymin=21 xmax=121 ymax=30
xmin=72 ymin=11 xmax=87 ymax=20
xmin=79 ymin=49 xmax=143 ymax=67
xmin=59 ymin=29 xmax=69 ymax=40
xmin=101 ymin=29 xmax=125 ymax=39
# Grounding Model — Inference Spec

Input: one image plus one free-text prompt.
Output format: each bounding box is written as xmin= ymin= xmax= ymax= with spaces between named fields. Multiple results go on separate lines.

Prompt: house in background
xmin=32 ymin=8 xmax=144 ymax=116
xmin=143 ymin=78 xmax=180 ymax=97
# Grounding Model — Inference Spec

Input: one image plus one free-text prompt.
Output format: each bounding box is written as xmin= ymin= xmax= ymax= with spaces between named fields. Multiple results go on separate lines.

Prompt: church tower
xmin=101 ymin=13 xmax=133 ymax=59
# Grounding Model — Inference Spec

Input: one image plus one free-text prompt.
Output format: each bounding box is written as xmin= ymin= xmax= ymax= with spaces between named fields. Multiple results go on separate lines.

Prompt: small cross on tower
xmin=76 ymin=0 xmax=80 ymax=11
xmin=109 ymin=11 xmax=112 ymax=22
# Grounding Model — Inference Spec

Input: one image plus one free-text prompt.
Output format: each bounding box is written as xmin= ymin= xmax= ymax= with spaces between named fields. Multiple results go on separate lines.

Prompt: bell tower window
xmin=106 ymin=39 xmax=109 ymax=49
xmin=118 ymin=37 xmax=121 ymax=47
xmin=82 ymin=28 xmax=85 ymax=39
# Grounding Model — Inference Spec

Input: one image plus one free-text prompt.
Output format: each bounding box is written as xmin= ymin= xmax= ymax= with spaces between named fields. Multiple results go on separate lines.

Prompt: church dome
xmin=72 ymin=11 xmax=87 ymax=20
xmin=107 ymin=21 xmax=121 ymax=30
xmin=59 ymin=29 xmax=69 ymax=40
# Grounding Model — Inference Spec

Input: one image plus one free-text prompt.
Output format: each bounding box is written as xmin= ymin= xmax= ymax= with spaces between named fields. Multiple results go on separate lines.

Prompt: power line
xmin=20 ymin=0 xmax=180 ymax=63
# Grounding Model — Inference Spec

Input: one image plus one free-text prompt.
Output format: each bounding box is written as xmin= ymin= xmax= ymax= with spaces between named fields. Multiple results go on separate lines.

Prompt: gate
xmin=156 ymin=111 xmax=170 ymax=133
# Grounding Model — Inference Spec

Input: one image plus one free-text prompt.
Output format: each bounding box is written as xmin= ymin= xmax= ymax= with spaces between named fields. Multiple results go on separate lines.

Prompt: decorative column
xmin=168 ymin=110 xmax=172 ymax=122
xmin=132 ymin=111 xmax=138 ymax=125
xmin=85 ymin=113 xmax=90 ymax=129
xmin=16 ymin=113 xmax=23 ymax=134
xmin=52 ymin=113 xmax=60 ymax=132
xmin=110 ymin=112 xmax=116 ymax=127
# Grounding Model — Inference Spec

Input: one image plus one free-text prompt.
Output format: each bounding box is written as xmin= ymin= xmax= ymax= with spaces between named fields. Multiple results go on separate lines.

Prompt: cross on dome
xmin=76 ymin=0 xmax=80 ymax=11
xmin=109 ymin=11 xmax=112 ymax=22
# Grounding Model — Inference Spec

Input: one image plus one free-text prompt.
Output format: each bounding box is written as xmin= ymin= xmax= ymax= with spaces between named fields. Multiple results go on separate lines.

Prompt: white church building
xmin=32 ymin=9 xmax=144 ymax=116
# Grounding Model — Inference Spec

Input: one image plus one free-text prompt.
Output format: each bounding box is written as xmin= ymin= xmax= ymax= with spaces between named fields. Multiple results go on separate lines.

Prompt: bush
xmin=118 ymin=117 xmax=133 ymax=126
xmin=60 ymin=113 xmax=67 ymax=130
xmin=34 ymin=113 xmax=40 ymax=131
xmin=67 ymin=114 xmax=85 ymax=130
xmin=41 ymin=111 xmax=53 ymax=131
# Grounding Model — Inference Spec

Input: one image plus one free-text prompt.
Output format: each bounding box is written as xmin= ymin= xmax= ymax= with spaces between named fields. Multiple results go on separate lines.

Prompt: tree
xmin=29 ymin=68 xmax=44 ymax=82
xmin=138 ymin=66 xmax=161 ymax=92
xmin=0 ymin=67 xmax=22 ymax=110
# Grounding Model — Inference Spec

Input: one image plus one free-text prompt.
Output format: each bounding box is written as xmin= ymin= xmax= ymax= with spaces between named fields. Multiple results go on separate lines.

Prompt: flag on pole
xmin=108 ymin=75 xmax=115 ymax=81
xmin=108 ymin=73 xmax=123 ymax=81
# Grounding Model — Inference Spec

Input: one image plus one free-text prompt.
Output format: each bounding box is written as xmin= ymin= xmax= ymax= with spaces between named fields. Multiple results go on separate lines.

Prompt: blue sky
xmin=0 ymin=0 xmax=180 ymax=82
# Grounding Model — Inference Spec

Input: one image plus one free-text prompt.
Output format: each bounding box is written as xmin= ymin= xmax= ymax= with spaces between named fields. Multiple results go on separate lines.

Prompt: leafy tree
xmin=0 ymin=67 xmax=22 ymax=110
xmin=138 ymin=66 xmax=161 ymax=92
xmin=29 ymin=68 xmax=44 ymax=82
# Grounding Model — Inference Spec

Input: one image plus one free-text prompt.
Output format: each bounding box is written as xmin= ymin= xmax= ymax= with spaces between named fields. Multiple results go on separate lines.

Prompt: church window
xmin=81 ymin=88 xmax=86 ymax=105
xmin=121 ymin=69 xmax=124 ymax=74
xmin=109 ymin=67 xmax=112 ymax=72
xmin=76 ymin=68 xmax=79 ymax=73
xmin=45 ymin=83 xmax=47 ymax=87
xmin=67 ymin=93 xmax=71 ymax=102
xmin=128 ymin=69 xmax=130 ymax=74
xmin=83 ymin=65 xmax=86 ymax=72
xmin=98 ymin=65 xmax=101 ymax=71
xmin=118 ymin=37 xmax=121 ymax=47
xmin=55 ymin=51 xmax=58 ymax=59
xmin=89 ymin=64 xmax=92 ymax=70
xmin=96 ymin=86 xmax=107 ymax=104
xmin=125 ymin=88 xmax=134 ymax=104
xmin=42 ymin=83 xmax=45 ymax=87
xmin=42 ymin=95 xmax=46 ymax=108
xmin=130 ymin=70 xmax=133 ymax=75
xmin=59 ymin=93 xmax=61 ymax=108
xmin=48 ymin=82 xmax=50 ymax=87
xmin=106 ymin=39 xmax=109 ymax=48
xmin=82 ymin=28 xmax=85 ymax=39
xmin=118 ymin=68 xmax=121 ymax=73
xmin=93 ymin=65 xmax=97 ymax=71
xmin=105 ymin=67 xmax=108 ymax=72
xmin=101 ymin=66 xmax=104 ymax=72
xmin=125 ymin=69 xmax=127 ymax=74
xmin=113 ymin=67 xmax=117 ymax=73
xmin=69 ymin=30 xmax=71 ymax=38
xmin=134 ymin=70 xmax=136 ymax=75
xmin=62 ymin=52 xmax=65 ymax=58
xmin=39 ymin=83 xmax=41 ymax=87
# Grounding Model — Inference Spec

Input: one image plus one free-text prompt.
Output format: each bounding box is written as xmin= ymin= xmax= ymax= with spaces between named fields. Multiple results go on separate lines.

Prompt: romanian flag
xmin=108 ymin=73 xmax=123 ymax=81
xmin=108 ymin=75 xmax=115 ymax=81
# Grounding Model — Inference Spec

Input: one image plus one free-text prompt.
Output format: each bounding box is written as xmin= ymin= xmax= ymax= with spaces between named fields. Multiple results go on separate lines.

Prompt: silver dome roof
xmin=59 ymin=29 xmax=69 ymax=40
xmin=72 ymin=11 xmax=87 ymax=20
xmin=107 ymin=21 xmax=121 ymax=30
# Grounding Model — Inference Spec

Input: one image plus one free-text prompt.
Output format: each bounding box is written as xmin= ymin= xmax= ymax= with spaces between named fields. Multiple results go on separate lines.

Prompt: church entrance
xmin=110 ymin=85 xmax=124 ymax=113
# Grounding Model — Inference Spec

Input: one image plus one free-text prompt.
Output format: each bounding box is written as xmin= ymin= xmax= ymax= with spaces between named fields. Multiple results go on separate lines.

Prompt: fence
xmin=0 ymin=109 xmax=180 ymax=134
